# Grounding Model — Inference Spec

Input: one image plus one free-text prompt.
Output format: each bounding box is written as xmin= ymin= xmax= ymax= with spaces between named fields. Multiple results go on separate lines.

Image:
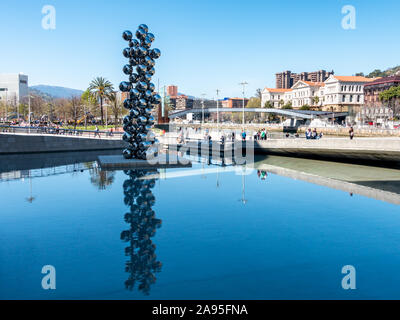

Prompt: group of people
xmin=253 ymin=129 xmax=268 ymax=141
xmin=257 ymin=170 xmax=268 ymax=180
xmin=306 ymin=128 xmax=323 ymax=140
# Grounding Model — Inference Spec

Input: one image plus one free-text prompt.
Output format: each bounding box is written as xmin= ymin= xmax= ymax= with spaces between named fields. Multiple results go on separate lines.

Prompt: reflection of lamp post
xmin=26 ymin=174 xmax=36 ymax=203
xmin=239 ymin=166 xmax=247 ymax=205
xmin=216 ymin=166 xmax=220 ymax=188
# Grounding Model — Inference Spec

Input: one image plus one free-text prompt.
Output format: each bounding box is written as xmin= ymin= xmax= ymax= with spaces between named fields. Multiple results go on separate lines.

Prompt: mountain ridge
xmin=30 ymin=85 xmax=84 ymax=99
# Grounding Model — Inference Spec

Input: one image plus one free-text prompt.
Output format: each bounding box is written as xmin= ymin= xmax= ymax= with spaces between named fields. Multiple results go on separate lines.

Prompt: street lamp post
xmin=216 ymin=89 xmax=220 ymax=134
xmin=239 ymin=82 xmax=248 ymax=130
xmin=5 ymin=89 xmax=8 ymax=124
xmin=201 ymin=93 xmax=206 ymax=130
xmin=105 ymin=103 xmax=108 ymax=129
xmin=28 ymin=92 xmax=31 ymax=133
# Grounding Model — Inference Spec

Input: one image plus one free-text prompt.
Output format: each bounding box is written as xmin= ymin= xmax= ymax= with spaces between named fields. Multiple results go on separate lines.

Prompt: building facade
xmin=261 ymin=88 xmax=292 ymax=108
xmin=275 ymin=70 xmax=334 ymax=89
xmin=166 ymin=85 xmax=178 ymax=97
xmin=363 ymin=76 xmax=400 ymax=122
xmin=263 ymin=75 xmax=376 ymax=119
xmin=0 ymin=73 xmax=29 ymax=105
xmin=321 ymin=76 xmax=375 ymax=118
xmin=290 ymin=81 xmax=325 ymax=109
xmin=220 ymin=98 xmax=249 ymax=109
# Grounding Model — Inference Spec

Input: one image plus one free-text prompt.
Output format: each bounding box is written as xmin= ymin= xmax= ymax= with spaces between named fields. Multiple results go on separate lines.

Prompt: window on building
xmin=357 ymin=95 xmax=360 ymax=102
xmin=350 ymin=95 xmax=353 ymax=102
xmin=342 ymin=95 xmax=345 ymax=102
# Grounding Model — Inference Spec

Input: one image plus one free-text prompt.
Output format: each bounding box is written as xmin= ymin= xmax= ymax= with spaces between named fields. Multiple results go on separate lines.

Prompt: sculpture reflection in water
xmin=121 ymin=169 xmax=162 ymax=295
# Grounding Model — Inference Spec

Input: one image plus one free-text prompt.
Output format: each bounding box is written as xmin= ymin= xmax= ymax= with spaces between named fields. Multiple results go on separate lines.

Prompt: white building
xmin=291 ymin=81 xmax=325 ymax=109
xmin=0 ymin=73 xmax=29 ymax=105
xmin=261 ymin=88 xmax=292 ymax=108
xmin=321 ymin=75 xmax=375 ymax=113
xmin=262 ymin=75 xmax=376 ymax=117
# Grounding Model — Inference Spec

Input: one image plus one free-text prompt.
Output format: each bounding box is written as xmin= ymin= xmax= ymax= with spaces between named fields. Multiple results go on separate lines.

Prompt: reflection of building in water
xmin=0 ymin=163 xmax=96 ymax=182
xmin=121 ymin=169 xmax=162 ymax=295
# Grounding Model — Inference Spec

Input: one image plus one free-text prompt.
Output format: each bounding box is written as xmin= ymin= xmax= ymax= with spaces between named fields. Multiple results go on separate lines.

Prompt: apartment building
xmin=275 ymin=70 xmax=334 ymax=89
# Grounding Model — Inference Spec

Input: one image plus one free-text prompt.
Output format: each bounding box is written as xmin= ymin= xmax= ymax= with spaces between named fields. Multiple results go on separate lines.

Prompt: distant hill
xmin=30 ymin=85 xmax=84 ymax=99
xmin=355 ymin=66 xmax=400 ymax=78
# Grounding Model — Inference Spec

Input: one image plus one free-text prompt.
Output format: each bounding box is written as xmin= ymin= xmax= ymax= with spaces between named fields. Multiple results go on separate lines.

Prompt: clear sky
xmin=1 ymin=0 xmax=399 ymax=99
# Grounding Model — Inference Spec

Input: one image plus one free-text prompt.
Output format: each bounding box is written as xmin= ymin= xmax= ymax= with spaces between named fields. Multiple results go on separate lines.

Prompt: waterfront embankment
xmin=0 ymin=133 xmax=125 ymax=154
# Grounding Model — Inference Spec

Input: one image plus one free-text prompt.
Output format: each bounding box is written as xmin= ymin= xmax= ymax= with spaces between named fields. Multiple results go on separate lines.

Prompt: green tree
xmin=264 ymin=101 xmax=274 ymax=109
xmin=379 ymin=86 xmax=400 ymax=117
xmin=255 ymin=88 xmax=262 ymax=100
xmin=245 ymin=97 xmax=261 ymax=122
xmin=367 ymin=69 xmax=385 ymax=78
xmin=88 ymin=77 xmax=114 ymax=124
xmin=108 ymin=91 xmax=124 ymax=128
xmin=282 ymin=101 xmax=293 ymax=109
xmin=67 ymin=96 xmax=84 ymax=129
xmin=300 ymin=104 xmax=311 ymax=110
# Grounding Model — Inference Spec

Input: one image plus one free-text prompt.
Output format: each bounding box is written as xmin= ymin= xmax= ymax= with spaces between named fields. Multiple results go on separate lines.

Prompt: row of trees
xmin=0 ymin=77 xmax=125 ymax=128
xmin=66 ymin=76 xmax=124 ymax=128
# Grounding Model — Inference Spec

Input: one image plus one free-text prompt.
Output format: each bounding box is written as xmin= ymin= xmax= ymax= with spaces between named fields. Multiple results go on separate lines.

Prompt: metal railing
xmin=0 ymin=125 xmax=123 ymax=140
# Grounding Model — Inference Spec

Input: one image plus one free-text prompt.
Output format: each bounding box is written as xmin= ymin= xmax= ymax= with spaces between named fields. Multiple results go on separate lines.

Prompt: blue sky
xmin=0 ymin=0 xmax=399 ymax=98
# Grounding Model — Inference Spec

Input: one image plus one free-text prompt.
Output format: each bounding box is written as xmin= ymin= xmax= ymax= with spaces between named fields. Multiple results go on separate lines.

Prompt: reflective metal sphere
xmin=119 ymin=81 xmax=131 ymax=92
xmin=123 ymin=48 xmax=130 ymax=58
xmin=123 ymin=148 xmax=133 ymax=159
xmin=138 ymin=24 xmax=149 ymax=33
xmin=122 ymin=30 xmax=133 ymax=41
xmin=123 ymin=64 xmax=133 ymax=75
xmin=150 ymin=48 xmax=161 ymax=59
xmin=123 ymin=99 xmax=132 ymax=110
xmin=147 ymin=33 xmax=155 ymax=42
xmin=137 ymin=46 xmax=148 ymax=57
xmin=129 ymin=88 xmax=140 ymax=98
xmin=136 ymin=28 xmax=147 ymax=40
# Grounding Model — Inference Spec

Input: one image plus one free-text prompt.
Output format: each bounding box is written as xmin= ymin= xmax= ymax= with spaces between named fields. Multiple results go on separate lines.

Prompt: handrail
xmin=0 ymin=125 xmax=123 ymax=139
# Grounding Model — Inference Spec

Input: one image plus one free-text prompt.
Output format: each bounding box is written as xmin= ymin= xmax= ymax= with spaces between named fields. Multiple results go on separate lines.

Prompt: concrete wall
xmin=0 ymin=133 xmax=125 ymax=154
xmin=255 ymin=138 xmax=400 ymax=162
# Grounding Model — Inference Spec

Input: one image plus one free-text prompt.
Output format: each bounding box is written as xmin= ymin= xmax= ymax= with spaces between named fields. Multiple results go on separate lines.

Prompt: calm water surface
xmin=1 ymin=154 xmax=400 ymax=300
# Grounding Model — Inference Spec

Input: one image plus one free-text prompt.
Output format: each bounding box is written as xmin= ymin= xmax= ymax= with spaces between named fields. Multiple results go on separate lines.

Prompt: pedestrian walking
xmin=95 ymin=126 xmax=100 ymax=138
xmin=241 ymin=130 xmax=246 ymax=141
xmin=349 ymin=127 xmax=354 ymax=140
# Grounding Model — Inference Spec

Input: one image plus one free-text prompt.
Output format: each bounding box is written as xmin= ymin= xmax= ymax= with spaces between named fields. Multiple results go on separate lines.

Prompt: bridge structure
xmin=169 ymin=108 xmax=348 ymax=120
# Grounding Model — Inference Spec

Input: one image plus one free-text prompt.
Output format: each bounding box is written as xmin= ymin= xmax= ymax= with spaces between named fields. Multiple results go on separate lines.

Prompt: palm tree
xmin=108 ymin=91 xmax=123 ymax=128
xmin=88 ymin=77 xmax=114 ymax=124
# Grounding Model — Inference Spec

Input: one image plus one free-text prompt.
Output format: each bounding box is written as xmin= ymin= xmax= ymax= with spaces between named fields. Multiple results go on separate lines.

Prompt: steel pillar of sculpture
xmin=120 ymin=25 xmax=161 ymax=160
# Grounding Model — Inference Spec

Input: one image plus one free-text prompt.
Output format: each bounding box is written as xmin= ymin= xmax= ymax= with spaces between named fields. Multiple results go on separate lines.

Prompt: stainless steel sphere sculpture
xmin=121 ymin=169 xmax=162 ymax=294
xmin=120 ymin=25 xmax=161 ymax=160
